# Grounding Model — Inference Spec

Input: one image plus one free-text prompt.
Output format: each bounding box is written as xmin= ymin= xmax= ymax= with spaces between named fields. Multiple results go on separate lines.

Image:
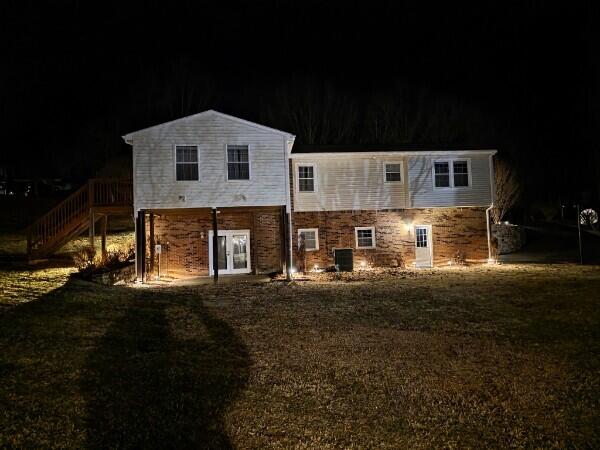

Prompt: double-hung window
xmin=355 ymin=226 xmax=376 ymax=249
xmin=298 ymin=228 xmax=319 ymax=251
xmin=175 ymin=145 xmax=199 ymax=181
xmin=227 ymin=145 xmax=250 ymax=180
xmin=452 ymin=160 xmax=469 ymax=187
xmin=384 ymin=162 xmax=402 ymax=182
xmin=297 ymin=164 xmax=315 ymax=192
xmin=433 ymin=159 xmax=470 ymax=188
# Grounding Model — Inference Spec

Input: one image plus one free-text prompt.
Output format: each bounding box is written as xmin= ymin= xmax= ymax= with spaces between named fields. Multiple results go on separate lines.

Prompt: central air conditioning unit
xmin=333 ymin=248 xmax=353 ymax=272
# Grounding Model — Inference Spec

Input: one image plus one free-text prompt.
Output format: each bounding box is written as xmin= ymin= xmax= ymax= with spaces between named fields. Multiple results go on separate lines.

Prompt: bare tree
xmin=492 ymin=158 xmax=520 ymax=224
xmin=261 ymin=77 xmax=358 ymax=144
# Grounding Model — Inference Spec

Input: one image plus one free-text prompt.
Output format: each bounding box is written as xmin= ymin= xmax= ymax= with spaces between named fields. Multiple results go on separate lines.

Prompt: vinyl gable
xmin=128 ymin=112 xmax=293 ymax=211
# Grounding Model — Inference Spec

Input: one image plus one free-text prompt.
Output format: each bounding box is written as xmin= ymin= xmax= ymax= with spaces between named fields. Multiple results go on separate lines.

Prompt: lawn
xmin=0 ymin=264 xmax=599 ymax=448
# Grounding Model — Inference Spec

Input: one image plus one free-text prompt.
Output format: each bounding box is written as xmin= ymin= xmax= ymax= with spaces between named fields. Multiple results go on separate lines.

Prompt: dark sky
xmin=1 ymin=1 xmax=598 ymax=202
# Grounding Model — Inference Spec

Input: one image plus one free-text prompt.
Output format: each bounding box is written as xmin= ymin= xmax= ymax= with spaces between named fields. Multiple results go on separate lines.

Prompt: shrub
xmin=452 ymin=249 xmax=467 ymax=265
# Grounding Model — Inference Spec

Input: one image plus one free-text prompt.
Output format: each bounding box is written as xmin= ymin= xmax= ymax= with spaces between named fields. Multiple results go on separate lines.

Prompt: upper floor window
xmin=452 ymin=160 xmax=469 ymax=187
xmin=298 ymin=164 xmax=315 ymax=192
xmin=298 ymin=228 xmax=319 ymax=251
xmin=433 ymin=159 xmax=470 ymax=188
xmin=384 ymin=162 xmax=402 ymax=182
xmin=175 ymin=145 xmax=199 ymax=181
xmin=355 ymin=226 xmax=376 ymax=249
xmin=227 ymin=145 xmax=250 ymax=180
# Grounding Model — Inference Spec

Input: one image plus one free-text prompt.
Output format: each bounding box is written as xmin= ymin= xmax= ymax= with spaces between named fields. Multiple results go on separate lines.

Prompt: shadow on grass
xmin=81 ymin=290 xmax=249 ymax=449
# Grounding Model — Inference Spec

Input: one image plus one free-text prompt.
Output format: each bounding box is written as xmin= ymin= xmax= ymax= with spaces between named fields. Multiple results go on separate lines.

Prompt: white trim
xmin=174 ymin=144 xmax=200 ymax=182
xmin=383 ymin=160 xmax=403 ymax=183
xmin=355 ymin=226 xmax=376 ymax=249
xmin=295 ymin=162 xmax=317 ymax=193
xmin=225 ymin=144 xmax=251 ymax=181
xmin=414 ymin=224 xmax=433 ymax=268
xmin=208 ymin=229 xmax=252 ymax=275
xmin=123 ymin=109 xmax=295 ymax=142
xmin=298 ymin=228 xmax=319 ymax=251
xmin=432 ymin=158 xmax=472 ymax=190
xmin=290 ymin=150 xmax=497 ymax=159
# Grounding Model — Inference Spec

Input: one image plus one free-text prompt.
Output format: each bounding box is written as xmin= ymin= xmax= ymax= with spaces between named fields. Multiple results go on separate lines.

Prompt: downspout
xmin=486 ymin=152 xmax=496 ymax=263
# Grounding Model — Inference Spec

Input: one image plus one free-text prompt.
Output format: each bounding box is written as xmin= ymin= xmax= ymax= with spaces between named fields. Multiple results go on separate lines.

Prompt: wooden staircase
xmin=26 ymin=178 xmax=133 ymax=259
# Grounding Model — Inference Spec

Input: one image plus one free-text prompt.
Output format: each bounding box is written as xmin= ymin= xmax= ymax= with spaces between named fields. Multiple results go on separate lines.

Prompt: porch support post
xmin=149 ymin=212 xmax=155 ymax=277
xmin=212 ymin=207 xmax=219 ymax=284
xmin=100 ymin=214 xmax=108 ymax=261
xmin=135 ymin=211 xmax=146 ymax=282
xmin=283 ymin=208 xmax=292 ymax=281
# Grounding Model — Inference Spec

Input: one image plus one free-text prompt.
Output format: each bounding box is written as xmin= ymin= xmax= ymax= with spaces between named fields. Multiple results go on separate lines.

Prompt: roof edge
xmin=122 ymin=109 xmax=295 ymax=143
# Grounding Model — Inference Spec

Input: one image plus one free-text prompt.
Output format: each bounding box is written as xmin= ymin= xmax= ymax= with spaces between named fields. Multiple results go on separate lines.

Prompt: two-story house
xmin=123 ymin=110 xmax=496 ymax=280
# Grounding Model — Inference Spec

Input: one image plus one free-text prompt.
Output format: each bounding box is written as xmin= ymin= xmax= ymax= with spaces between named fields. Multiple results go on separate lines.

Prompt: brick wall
xmin=292 ymin=208 xmax=489 ymax=269
xmin=145 ymin=208 xmax=283 ymax=277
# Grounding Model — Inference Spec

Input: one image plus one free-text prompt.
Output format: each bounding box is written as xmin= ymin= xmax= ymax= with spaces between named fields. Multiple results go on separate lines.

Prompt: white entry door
xmin=208 ymin=230 xmax=251 ymax=275
xmin=414 ymin=225 xmax=433 ymax=268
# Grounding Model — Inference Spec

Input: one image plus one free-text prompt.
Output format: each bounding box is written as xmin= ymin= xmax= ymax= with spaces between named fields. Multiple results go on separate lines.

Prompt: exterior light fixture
xmin=360 ymin=261 xmax=366 ymax=268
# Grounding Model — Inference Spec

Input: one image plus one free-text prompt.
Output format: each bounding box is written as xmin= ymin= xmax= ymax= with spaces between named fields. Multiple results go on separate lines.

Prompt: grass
xmin=0 ymin=264 xmax=599 ymax=448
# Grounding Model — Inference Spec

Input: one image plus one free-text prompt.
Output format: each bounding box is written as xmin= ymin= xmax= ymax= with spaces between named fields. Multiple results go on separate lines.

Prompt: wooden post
xmin=149 ymin=213 xmax=155 ymax=277
xmin=89 ymin=210 xmax=95 ymax=251
xmin=26 ymin=228 xmax=32 ymax=259
xmin=100 ymin=215 xmax=108 ymax=261
xmin=212 ymin=207 xmax=219 ymax=284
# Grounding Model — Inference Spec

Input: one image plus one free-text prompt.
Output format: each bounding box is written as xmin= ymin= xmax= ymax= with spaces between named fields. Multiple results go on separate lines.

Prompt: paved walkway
xmin=499 ymin=224 xmax=599 ymax=264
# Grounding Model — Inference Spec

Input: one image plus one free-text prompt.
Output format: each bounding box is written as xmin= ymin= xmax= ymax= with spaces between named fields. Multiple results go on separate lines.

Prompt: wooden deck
xmin=27 ymin=178 xmax=133 ymax=259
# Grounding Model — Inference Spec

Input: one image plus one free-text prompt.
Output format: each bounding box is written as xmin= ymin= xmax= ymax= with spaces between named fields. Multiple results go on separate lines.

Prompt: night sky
xmin=1 ymin=1 xmax=598 ymax=203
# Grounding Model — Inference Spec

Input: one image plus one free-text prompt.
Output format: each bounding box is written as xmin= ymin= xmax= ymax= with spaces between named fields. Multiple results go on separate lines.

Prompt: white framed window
xmin=384 ymin=161 xmax=403 ymax=183
xmin=297 ymin=164 xmax=316 ymax=192
xmin=355 ymin=226 xmax=376 ymax=249
xmin=298 ymin=228 xmax=319 ymax=251
xmin=226 ymin=145 xmax=250 ymax=180
xmin=175 ymin=145 xmax=199 ymax=181
xmin=433 ymin=158 xmax=471 ymax=189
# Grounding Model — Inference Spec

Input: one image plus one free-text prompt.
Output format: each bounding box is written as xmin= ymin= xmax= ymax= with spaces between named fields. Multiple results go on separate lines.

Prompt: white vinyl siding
xmin=409 ymin=155 xmax=491 ymax=207
xmin=131 ymin=113 xmax=289 ymax=210
xmin=298 ymin=228 xmax=319 ymax=251
xmin=292 ymin=158 xmax=408 ymax=211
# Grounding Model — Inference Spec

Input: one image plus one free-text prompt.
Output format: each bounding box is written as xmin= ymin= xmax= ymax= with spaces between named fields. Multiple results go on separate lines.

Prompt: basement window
xmin=227 ymin=145 xmax=250 ymax=180
xmin=175 ymin=145 xmax=199 ymax=181
xmin=298 ymin=228 xmax=319 ymax=251
xmin=355 ymin=226 xmax=376 ymax=249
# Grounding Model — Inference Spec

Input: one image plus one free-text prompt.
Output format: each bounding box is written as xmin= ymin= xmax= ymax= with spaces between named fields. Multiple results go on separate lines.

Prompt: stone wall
xmin=91 ymin=263 xmax=136 ymax=286
xmin=493 ymin=223 xmax=526 ymax=254
xmin=146 ymin=208 xmax=283 ymax=277
xmin=292 ymin=208 xmax=489 ymax=269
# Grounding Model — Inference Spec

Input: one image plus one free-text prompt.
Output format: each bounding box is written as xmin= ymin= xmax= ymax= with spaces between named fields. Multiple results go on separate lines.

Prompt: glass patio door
xmin=209 ymin=230 xmax=251 ymax=275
